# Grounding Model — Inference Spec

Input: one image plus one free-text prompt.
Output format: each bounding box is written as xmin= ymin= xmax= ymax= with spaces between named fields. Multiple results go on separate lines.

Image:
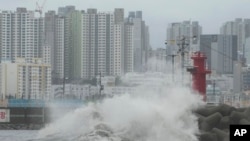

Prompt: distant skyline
xmin=1 ymin=0 xmax=250 ymax=48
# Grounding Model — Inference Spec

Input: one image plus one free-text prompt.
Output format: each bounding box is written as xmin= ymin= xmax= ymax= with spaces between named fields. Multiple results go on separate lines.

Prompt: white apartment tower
xmin=17 ymin=58 xmax=51 ymax=100
xmin=220 ymin=18 xmax=250 ymax=52
xmin=132 ymin=18 xmax=143 ymax=72
xmin=0 ymin=58 xmax=51 ymax=100
xmin=54 ymin=17 xmax=64 ymax=79
xmin=126 ymin=11 xmax=150 ymax=73
xmin=82 ymin=9 xmax=97 ymax=79
xmin=124 ymin=22 xmax=134 ymax=73
xmin=82 ymin=9 xmax=114 ymax=79
xmin=0 ymin=8 xmax=44 ymax=63
xmin=113 ymin=9 xmax=125 ymax=76
xmin=113 ymin=24 xmax=124 ymax=75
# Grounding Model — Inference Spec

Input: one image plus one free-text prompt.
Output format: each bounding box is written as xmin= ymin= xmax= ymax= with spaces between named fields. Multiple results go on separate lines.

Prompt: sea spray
xmin=37 ymin=72 xmax=205 ymax=141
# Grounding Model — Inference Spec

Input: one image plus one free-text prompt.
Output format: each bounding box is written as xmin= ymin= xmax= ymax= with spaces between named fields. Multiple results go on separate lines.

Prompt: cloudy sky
xmin=1 ymin=0 xmax=250 ymax=48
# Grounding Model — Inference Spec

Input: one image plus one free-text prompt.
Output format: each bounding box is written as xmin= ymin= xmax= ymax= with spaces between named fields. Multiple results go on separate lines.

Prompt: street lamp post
xmin=62 ymin=77 xmax=68 ymax=99
xmin=177 ymin=36 xmax=196 ymax=83
xmin=169 ymin=54 xmax=177 ymax=82
xmin=177 ymin=36 xmax=188 ymax=83
xmin=97 ymin=72 xmax=104 ymax=96
xmin=165 ymin=40 xmax=177 ymax=82
xmin=88 ymin=85 xmax=91 ymax=100
xmin=62 ymin=78 xmax=65 ymax=99
xmin=165 ymin=36 xmax=196 ymax=83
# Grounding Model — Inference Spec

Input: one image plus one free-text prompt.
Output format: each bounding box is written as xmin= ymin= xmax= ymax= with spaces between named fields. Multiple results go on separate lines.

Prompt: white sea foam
xmin=37 ymin=71 xmax=205 ymax=141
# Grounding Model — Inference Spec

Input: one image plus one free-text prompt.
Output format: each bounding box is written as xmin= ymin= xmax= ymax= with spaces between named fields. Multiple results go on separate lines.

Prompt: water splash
xmin=37 ymin=72 xmax=204 ymax=141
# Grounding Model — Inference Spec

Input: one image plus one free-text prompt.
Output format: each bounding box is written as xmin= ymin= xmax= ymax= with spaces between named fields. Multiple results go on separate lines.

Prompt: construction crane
xmin=35 ymin=0 xmax=47 ymax=17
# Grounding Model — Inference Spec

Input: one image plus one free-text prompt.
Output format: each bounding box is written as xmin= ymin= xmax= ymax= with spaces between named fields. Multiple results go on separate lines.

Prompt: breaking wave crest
xmin=36 ymin=73 xmax=204 ymax=141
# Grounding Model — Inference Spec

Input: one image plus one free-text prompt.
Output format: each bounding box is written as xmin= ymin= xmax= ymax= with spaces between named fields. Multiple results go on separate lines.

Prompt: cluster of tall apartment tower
xmin=0 ymin=6 xmax=150 ymax=99
xmin=0 ymin=6 xmax=150 ymax=81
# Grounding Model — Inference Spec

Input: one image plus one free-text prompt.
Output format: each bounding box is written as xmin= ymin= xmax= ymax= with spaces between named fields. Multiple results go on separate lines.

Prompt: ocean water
xmin=0 ymin=72 xmax=205 ymax=141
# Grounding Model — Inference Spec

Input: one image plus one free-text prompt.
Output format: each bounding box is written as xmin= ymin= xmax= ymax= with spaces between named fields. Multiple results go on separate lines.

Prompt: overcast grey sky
xmin=1 ymin=0 xmax=250 ymax=48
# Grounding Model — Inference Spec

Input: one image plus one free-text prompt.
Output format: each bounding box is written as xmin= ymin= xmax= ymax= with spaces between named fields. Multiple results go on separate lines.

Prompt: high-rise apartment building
xmin=69 ymin=10 xmax=83 ymax=79
xmin=67 ymin=8 xmax=151 ymax=78
xmin=54 ymin=16 xmax=65 ymax=78
xmin=114 ymin=8 xmax=124 ymax=24
xmin=242 ymin=67 xmax=250 ymax=91
xmin=57 ymin=6 xmax=76 ymax=80
xmin=200 ymin=35 xmax=237 ymax=74
xmin=233 ymin=64 xmax=250 ymax=93
xmin=123 ymin=22 xmax=134 ymax=73
xmin=44 ymin=11 xmax=65 ymax=83
xmin=0 ymin=58 xmax=51 ymax=100
xmin=113 ymin=23 xmax=124 ymax=76
xmin=132 ymin=18 xmax=143 ymax=72
xmin=0 ymin=8 xmax=44 ymax=63
xmin=45 ymin=8 xmax=150 ymax=81
xmin=167 ymin=21 xmax=202 ymax=54
xmin=53 ymin=8 xmax=135 ymax=80
xmin=245 ymin=37 xmax=250 ymax=65
xmin=81 ymin=9 xmax=114 ymax=79
xmin=0 ymin=8 xmax=52 ymax=100
xmin=220 ymin=18 xmax=250 ymax=52
xmin=113 ymin=8 xmax=125 ymax=76
xmin=114 ymin=8 xmax=135 ymax=76
xmin=126 ymin=11 xmax=150 ymax=72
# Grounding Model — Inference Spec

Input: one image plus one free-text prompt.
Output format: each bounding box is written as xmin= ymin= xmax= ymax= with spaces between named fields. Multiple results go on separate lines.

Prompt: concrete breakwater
xmin=196 ymin=104 xmax=250 ymax=141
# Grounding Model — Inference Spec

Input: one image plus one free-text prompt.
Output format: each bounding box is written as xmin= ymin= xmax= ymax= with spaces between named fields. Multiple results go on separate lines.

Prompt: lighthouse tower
xmin=187 ymin=52 xmax=211 ymax=101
